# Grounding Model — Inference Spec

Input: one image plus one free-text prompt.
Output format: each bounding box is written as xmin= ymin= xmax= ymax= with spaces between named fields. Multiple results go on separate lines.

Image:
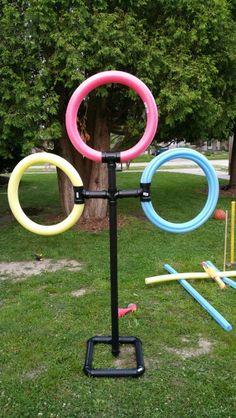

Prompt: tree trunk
xmin=83 ymin=97 xmax=109 ymax=219
xmin=56 ymin=135 xmax=89 ymax=216
xmin=229 ymin=135 xmax=236 ymax=188
xmin=57 ymin=97 xmax=110 ymax=221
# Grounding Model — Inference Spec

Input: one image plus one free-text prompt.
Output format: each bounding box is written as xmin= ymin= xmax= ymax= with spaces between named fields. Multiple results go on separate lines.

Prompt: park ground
xmin=0 ymin=158 xmax=236 ymax=417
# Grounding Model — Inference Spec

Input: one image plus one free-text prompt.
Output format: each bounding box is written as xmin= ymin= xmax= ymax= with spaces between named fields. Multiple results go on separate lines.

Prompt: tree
xmin=149 ymin=0 xmax=236 ymax=189
xmin=1 ymin=0 xmax=236 ymax=222
xmin=0 ymin=0 xmax=150 ymax=219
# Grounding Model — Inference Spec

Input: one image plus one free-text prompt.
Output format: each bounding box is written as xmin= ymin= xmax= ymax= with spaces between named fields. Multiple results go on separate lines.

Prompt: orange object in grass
xmin=213 ymin=209 xmax=226 ymax=220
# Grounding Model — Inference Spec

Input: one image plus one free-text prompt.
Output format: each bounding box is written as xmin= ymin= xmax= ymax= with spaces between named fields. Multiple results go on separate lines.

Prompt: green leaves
xmin=0 ymin=0 xmax=236 ymax=172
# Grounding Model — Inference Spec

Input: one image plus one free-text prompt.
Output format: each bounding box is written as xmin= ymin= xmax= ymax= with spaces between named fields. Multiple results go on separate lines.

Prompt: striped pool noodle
xmin=164 ymin=264 xmax=232 ymax=332
xmin=206 ymin=260 xmax=236 ymax=290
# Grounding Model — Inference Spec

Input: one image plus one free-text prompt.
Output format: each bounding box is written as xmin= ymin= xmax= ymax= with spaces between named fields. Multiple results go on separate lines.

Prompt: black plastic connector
xmin=140 ymin=182 xmax=151 ymax=202
xmin=115 ymin=189 xmax=143 ymax=199
xmin=83 ymin=190 xmax=110 ymax=199
xmin=102 ymin=152 xmax=121 ymax=163
xmin=74 ymin=186 xmax=85 ymax=204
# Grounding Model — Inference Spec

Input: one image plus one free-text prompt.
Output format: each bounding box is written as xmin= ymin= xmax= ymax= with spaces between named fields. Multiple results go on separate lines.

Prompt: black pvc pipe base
xmin=84 ymin=336 xmax=145 ymax=377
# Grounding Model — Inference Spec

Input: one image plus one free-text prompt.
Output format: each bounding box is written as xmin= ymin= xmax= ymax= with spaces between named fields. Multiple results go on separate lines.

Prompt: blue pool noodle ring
xmin=140 ymin=148 xmax=219 ymax=233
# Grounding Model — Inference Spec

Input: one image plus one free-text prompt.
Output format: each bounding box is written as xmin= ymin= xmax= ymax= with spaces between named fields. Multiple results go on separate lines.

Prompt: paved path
xmin=129 ymin=159 xmax=228 ymax=168
xmin=124 ymin=159 xmax=229 ymax=180
xmin=159 ymin=168 xmax=229 ymax=180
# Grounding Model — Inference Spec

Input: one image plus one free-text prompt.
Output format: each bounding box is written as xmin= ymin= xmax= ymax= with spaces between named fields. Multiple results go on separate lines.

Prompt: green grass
xmin=204 ymin=151 xmax=228 ymax=160
xmin=0 ymin=171 xmax=236 ymax=417
xmin=131 ymin=153 xmax=153 ymax=162
xmin=130 ymin=151 xmax=228 ymax=164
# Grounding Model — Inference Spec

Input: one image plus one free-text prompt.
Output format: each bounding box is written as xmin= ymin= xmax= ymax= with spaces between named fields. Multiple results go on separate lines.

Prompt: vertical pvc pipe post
xmin=223 ymin=210 xmax=228 ymax=271
xmin=230 ymin=201 xmax=235 ymax=265
xmin=164 ymin=264 xmax=232 ymax=332
xmin=108 ymin=161 xmax=120 ymax=356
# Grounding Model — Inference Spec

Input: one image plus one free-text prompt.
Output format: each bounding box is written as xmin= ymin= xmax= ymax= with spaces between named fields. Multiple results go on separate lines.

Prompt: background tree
xmin=1 ymin=0 xmax=236 ymax=221
xmin=229 ymin=134 xmax=236 ymax=188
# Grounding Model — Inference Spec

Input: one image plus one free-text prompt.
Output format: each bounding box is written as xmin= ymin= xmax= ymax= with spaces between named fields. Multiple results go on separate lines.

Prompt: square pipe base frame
xmin=84 ymin=336 xmax=145 ymax=377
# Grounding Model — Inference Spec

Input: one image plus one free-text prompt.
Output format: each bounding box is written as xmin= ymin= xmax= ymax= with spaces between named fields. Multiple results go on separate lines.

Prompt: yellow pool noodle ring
xmin=7 ymin=152 xmax=84 ymax=236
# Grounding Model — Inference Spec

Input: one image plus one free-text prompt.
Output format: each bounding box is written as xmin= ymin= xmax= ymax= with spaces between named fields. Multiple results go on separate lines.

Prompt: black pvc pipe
xmin=107 ymin=161 xmax=120 ymax=356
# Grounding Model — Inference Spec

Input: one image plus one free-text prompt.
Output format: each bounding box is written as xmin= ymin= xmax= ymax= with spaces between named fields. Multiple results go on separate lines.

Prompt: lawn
xmin=0 ymin=169 xmax=235 ymax=417
xmin=127 ymin=150 xmax=228 ymax=166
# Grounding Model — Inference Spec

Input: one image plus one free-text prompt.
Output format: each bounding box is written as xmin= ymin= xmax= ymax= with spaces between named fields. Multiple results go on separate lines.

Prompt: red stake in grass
xmin=118 ymin=304 xmax=137 ymax=318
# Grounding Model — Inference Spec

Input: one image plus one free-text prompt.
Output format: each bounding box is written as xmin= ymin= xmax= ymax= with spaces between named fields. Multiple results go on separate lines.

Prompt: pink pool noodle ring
xmin=66 ymin=71 xmax=158 ymax=162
